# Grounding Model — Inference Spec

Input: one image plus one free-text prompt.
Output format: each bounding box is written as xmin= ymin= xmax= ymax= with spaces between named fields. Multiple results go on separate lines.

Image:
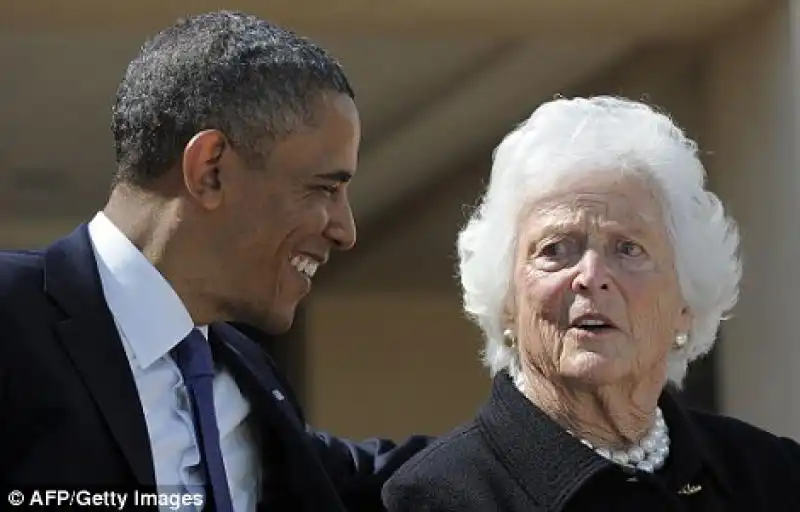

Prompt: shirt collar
xmin=87 ymin=211 xmax=208 ymax=369
xmin=477 ymin=372 xmax=732 ymax=510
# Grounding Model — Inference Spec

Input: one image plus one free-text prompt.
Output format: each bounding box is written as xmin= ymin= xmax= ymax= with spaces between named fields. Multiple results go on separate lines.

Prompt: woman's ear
xmin=676 ymin=304 xmax=693 ymax=333
xmin=503 ymin=291 xmax=517 ymax=331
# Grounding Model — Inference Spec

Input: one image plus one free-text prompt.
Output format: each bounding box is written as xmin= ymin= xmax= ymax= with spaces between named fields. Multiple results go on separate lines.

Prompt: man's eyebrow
xmin=313 ymin=170 xmax=353 ymax=183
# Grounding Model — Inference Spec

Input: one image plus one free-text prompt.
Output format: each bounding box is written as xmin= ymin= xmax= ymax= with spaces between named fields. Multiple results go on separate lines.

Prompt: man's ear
xmin=182 ymin=129 xmax=227 ymax=210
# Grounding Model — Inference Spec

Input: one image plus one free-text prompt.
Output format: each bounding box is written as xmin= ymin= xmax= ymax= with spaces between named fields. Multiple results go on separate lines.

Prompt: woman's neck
xmin=518 ymin=370 xmax=665 ymax=450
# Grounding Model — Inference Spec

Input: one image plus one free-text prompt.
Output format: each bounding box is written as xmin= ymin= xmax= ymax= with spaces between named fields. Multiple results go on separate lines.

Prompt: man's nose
xmin=325 ymin=198 xmax=357 ymax=251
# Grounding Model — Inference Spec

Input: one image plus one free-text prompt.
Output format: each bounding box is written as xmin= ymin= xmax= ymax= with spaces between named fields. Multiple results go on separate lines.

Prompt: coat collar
xmin=44 ymin=224 xmax=156 ymax=485
xmin=658 ymin=382 xmax=735 ymax=499
xmin=477 ymin=372 xmax=733 ymax=511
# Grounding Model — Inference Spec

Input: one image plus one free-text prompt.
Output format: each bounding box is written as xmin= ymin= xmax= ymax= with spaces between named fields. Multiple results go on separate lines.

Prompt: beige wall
xmin=307 ymin=294 xmax=489 ymax=439
xmin=705 ymin=0 xmax=800 ymax=437
xmin=305 ymin=163 xmax=494 ymax=439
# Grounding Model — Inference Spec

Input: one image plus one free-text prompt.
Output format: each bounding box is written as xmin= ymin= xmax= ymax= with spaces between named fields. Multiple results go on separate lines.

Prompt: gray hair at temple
xmin=456 ymin=96 xmax=742 ymax=386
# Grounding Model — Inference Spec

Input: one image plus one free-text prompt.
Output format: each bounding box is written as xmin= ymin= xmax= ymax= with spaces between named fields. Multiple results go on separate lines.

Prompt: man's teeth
xmin=290 ymin=256 xmax=319 ymax=278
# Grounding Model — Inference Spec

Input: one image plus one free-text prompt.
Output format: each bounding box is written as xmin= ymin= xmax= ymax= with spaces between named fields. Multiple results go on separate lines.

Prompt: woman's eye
xmin=539 ymin=240 xmax=569 ymax=259
xmin=618 ymin=240 xmax=644 ymax=257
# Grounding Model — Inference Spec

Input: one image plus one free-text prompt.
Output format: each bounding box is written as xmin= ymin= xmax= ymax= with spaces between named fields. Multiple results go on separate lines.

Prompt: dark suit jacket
xmin=0 ymin=224 xmax=429 ymax=511
xmin=383 ymin=371 xmax=800 ymax=512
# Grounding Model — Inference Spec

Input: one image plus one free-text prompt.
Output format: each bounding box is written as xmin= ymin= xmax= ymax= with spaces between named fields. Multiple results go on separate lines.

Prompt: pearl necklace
xmin=514 ymin=377 xmax=670 ymax=473
xmin=575 ymin=406 xmax=671 ymax=473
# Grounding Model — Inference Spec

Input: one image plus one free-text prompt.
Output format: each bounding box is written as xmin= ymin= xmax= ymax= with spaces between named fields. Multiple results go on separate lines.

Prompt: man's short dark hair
xmin=111 ymin=10 xmax=354 ymax=186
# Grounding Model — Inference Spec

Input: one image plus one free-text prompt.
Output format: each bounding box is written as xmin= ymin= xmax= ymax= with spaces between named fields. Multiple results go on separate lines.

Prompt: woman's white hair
xmin=456 ymin=96 xmax=741 ymax=386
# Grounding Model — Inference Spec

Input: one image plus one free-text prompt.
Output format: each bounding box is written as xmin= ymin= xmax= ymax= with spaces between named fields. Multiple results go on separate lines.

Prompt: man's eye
xmin=314 ymin=184 xmax=339 ymax=195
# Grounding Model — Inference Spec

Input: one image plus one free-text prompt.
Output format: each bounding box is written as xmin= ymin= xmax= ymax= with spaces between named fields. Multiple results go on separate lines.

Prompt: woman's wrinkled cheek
xmin=519 ymin=316 xmax=565 ymax=379
xmin=517 ymin=264 xmax=568 ymax=376
xmin=626 ymin=280 xmax=681 ymax=372
xmin=525 ymin=267 xmax=567 ymax=325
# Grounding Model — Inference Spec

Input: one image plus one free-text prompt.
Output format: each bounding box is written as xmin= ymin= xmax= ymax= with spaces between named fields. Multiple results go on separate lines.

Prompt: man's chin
xmin=268 ymin=316 xmax=294 ymax=335
xmin=228 ymin=302 xmax=299 ymax=336
xmin=256 ymin=309 xmax=296 ymax=335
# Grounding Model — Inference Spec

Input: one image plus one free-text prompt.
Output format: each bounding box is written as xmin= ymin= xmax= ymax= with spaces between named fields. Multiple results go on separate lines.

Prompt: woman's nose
xmin=571 ymin=250 xmax=611 ymax=293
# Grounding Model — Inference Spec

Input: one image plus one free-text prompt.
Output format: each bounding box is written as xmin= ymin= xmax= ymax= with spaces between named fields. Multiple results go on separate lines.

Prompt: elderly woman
xmin=382 ymin=96 xmax=800 ymax=511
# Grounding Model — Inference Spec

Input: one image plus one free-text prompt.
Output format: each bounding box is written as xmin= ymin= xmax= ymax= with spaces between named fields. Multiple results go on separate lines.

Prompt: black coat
xmin=0 ymin=225 xmax=430 ymax=512
xmin=383 ymin=371 xmax=800 ymax=511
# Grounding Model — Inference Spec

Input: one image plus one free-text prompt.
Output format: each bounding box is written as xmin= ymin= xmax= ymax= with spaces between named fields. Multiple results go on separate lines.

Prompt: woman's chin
xmin=559 ymin=351 xmax=626 ymax=385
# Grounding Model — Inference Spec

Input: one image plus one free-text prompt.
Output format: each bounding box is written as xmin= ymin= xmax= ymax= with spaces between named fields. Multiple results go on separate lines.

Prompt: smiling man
xmin=0 ymin=11 xmax=428 ymax=512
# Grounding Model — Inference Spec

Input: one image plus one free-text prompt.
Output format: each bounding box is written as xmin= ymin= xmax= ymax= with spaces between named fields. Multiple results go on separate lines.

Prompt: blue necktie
xmin=172 ymin=328 xmax=234 ymax=512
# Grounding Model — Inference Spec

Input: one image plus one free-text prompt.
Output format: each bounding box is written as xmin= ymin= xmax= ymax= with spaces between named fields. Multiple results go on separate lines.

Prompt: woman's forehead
xmin=520 ymin=178 xmax=666 ymax=234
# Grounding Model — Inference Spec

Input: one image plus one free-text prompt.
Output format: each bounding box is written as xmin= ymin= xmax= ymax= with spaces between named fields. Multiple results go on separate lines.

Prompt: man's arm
xmin=230 ymin=322 xmax=435 ymax=507
xmin=307 ymin=430 xmax=433 ymax=511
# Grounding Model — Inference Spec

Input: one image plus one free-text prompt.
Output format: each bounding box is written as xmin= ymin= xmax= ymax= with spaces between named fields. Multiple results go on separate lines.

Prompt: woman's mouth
xmin=569 ymin=313 xmax=618 ymax=333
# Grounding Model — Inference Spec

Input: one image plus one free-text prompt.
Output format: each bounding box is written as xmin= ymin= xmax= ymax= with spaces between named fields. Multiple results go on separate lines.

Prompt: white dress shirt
xmin=88 ymin=212 xmax=260 ymax=511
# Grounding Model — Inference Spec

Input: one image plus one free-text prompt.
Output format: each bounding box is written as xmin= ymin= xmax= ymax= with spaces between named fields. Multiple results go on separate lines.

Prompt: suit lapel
xmin=210 ymin=323 xmax=346 ymax=510
xmin=44 ymin=225 xmax=156 ymax=485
